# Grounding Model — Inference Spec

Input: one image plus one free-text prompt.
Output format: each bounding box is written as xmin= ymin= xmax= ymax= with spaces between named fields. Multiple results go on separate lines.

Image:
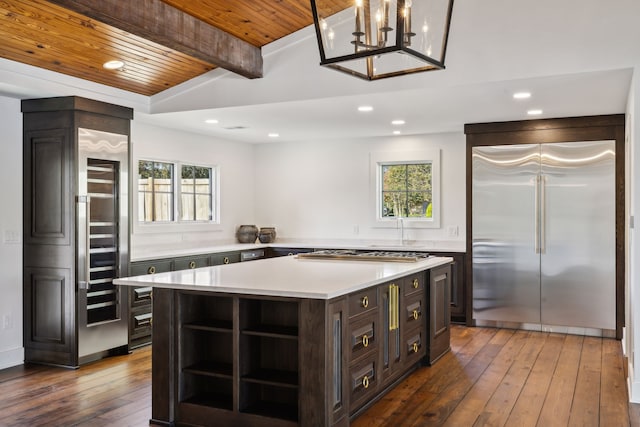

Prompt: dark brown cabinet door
xmin=428 ymin=264 xmax=452 ymax=364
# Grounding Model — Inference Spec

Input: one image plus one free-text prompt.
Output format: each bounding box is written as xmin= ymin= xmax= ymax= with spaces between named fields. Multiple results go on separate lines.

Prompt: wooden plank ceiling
xmin=0 ymin=0 xmax=318 ymax=96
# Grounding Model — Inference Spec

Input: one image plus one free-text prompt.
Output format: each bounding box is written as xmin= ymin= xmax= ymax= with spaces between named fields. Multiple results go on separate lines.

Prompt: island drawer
xmin=404 ymin=330 xmax=426 ymax=367
xmin=404 ymin=294 xmax=424 ymax=329
xmin=404 ymin=272 xmax=425 ymax=297
xmin=348 ymin=288 xmax=378 ymax=318
xmin=348 ymin=313 xmax=378 ymax=362
xmin=349 ymin=355 xmax=378 ymax=414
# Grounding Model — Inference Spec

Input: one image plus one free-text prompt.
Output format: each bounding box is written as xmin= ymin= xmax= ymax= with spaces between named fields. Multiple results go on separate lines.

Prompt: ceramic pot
xmin=236 ymin=225 xmax=259 ymax=243
xmin=258 ymin=227 xmax=276 ymax=243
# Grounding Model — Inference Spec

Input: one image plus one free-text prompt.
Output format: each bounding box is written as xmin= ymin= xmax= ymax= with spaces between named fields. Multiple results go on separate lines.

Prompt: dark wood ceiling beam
xmin=46 ymin=0 xmax=263 ymax=79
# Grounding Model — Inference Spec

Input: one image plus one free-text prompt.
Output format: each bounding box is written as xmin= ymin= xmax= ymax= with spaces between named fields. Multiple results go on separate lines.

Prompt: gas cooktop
xmin=296 ymin=249 xmax=433 ymax=263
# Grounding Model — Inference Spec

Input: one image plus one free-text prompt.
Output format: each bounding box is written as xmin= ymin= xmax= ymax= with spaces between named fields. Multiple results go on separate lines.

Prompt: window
xmin=371 ymin=149 xmax=440 ymax=228
xmin=137 ymin=160 xmax=218 ymax=224
xmin=381 ymin=163 xmax=432 ymax=218
xmin=138 ymin=160 xmax=174 ymax=222
xmin=180 ymin=165 xmax=213 ymax=221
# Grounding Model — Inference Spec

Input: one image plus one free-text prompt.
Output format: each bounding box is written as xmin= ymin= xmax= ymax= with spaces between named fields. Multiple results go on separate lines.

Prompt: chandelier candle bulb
xmin=355 ymin=0 xmax=363 ymax=35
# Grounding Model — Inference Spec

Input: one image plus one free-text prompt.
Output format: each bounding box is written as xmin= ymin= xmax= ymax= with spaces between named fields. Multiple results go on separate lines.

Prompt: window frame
xmin=135 ymin=158 xmax=220 ymax=229
xmin=370 ymin=150 xmax=441 ymax=229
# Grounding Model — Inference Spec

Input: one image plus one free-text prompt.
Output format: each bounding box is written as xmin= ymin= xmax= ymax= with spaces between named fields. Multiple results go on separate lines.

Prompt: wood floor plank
xmin=471 ymin=330 xmax=549 ymax=426
xmin=568 ymin=336 xmax=602 ymax=427
xmin=600 ymin=337 xmax=631 ymax=426
xmin=505 ymin=333 xmax=565 ymax=427
xmin=442 ymin=329 xmax=530 ymax=426
xmin=536 ymin=334 xmax=584 ymax=426
xmin=407 ymin=328 xmax=515 ymax=426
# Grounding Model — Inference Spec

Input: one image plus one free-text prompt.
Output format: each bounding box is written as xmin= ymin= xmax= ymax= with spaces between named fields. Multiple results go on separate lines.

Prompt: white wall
xmin=130 ymin=121 xmax=257 ymax=257
xmin=0 ymin=96 xmax=24 ymax=369
xmin=253 ymin=132 xmax=466 ymax=244
xmin=627 ymin=66 xmax=640 ymax=402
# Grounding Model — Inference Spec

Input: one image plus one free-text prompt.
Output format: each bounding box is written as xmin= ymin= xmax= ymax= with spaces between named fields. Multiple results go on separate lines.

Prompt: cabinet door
xmin=379 ymin=282 xmax=402 ymax=383
xmin=23 ymin=267 xmax=77 ymax=367
xmin=327 ymin=298 xmax=349 ymax=426
xmin=428 ymin=264 xmax=452 ymax=364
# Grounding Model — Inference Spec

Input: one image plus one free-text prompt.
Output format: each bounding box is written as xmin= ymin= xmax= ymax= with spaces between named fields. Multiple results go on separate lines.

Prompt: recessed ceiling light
xmin=103 ymin=60 xmax=125 ymax=70
xmin=204 ymin=119 xmax=218 ymax=124
xmin=268 ymin=133 xmax=280 ymax=138
xmin=393 ymin=130 xmax=402 ymax=135
xmin=358 ymin=105 xmax=374 ymax=112
xmin=391 ymin=120 xmax=406 ymax=125
xmin=513 ymin=92 xmax=532 ymax=99
xmin=527 ymin=109 xmax=543 ymax=115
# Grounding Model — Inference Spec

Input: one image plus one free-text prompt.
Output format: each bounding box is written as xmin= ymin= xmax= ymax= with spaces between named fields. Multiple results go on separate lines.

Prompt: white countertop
xmin=131 ymin=239 xmax=465 ymax=261
xmin=115 ymin=255 xmax=454 ymax=300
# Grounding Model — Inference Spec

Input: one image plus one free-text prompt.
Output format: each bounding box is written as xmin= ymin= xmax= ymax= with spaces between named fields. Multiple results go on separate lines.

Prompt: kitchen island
xmin=115 ymin=254 xmax=453 ymax=427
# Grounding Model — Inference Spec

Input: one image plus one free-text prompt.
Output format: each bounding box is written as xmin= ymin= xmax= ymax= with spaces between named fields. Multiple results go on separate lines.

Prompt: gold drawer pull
xmin=362 ymin=334 xmax=369 ymax=347
xmin=412 ymin=309 xmax=420 ymax=320
xmin=362 ymin=296 xmax=369 ymax=308
xmin=223 ymin=257 xmax=230 ymax=264
xmin=412 ymin=342 xmax=419 ymax=353
xmin=147 ymin=266 xmax=156 ymax=274
xmin=362 ymin=375 xmax=370 ymax=389
xmin=413 ymin=278 xmax=419 ymax=289
xmin=189 ymin=261 xmax=196 ymax=269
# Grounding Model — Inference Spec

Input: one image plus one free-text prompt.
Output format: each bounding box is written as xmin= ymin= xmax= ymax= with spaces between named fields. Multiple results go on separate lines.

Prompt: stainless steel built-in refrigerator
xmin=472 ymin=141 xmax=616 ymax=335
xmin=76 ymin=128 xmax=129 ymax=360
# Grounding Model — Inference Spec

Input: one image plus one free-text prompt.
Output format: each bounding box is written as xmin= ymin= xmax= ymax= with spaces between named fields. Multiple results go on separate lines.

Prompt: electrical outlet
xmin=446 ymin=226 xmax=459 ymax=238
xmin=353 ymin=225 xmax=359 ymax=235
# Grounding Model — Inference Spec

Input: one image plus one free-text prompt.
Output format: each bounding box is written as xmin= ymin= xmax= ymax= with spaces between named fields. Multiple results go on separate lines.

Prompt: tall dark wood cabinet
xmin=22 ymin=96 xmax=133 ymax=367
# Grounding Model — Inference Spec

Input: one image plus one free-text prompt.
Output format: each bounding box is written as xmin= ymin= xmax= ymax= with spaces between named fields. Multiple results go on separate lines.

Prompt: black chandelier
xmin=310 ymin=0 xmax=454 ymax=80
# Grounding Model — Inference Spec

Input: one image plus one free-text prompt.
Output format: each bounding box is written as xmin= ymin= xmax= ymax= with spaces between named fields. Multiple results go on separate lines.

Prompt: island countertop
xmin=114 ymin=254 xmax=453 ymax=299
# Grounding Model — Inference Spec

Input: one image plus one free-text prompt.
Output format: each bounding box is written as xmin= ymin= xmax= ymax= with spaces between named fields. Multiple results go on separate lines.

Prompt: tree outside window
xmin=381 ymin=163 xmax=432 ymax=219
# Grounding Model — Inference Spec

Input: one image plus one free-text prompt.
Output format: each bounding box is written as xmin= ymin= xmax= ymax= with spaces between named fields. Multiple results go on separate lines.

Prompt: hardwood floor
xmin=0 ymin=325 xmax=637 ymax=426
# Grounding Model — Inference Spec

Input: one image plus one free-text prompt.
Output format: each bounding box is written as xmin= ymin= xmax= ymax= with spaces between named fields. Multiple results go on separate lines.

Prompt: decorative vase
xmin=258 ymin=227 xmax=276 ymax=243
xmin=236 ymin=225 xmax=259 ymax=243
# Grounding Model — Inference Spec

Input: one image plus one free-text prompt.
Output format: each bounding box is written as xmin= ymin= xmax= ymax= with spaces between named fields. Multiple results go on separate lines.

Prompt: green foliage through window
xmin=381 ymin=163 xmax=432 ymax=218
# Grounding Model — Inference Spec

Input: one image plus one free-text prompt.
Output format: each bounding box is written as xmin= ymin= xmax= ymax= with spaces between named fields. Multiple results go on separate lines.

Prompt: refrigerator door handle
xmin=534 ymin=175 xmax=540 ymax=254
xmin=540 ymin=175 xmax=546 ymax=254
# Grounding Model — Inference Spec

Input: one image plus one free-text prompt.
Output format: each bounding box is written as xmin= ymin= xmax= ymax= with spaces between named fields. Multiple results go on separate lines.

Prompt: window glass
xmin=381 ymin=163 xmax=433 ymax=219
xmin=180 ymin=164 xmax=213 ymax=221
xmin=138 ymin=160 xmax=174 ymax=222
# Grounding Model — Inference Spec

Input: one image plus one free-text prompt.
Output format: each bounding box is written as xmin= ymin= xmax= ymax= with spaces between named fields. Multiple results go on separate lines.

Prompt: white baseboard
xmin=0 ymin=346 xmax=24 ymax=370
